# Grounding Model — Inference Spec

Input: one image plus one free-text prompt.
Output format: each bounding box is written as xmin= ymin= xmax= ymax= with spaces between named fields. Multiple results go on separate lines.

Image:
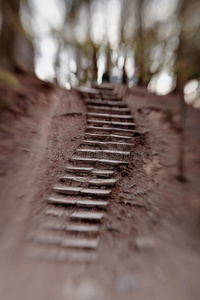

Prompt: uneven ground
xmin=0 ymin=76 xmax=200 ymax=300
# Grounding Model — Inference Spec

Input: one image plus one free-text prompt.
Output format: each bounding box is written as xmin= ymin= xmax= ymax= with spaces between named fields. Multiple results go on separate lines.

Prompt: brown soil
xmin=0 ymin=78 xmax=200 ymax=300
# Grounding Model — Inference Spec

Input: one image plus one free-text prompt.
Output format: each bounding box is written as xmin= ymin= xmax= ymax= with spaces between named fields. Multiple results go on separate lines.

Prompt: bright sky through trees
xmin=17 ymin=0 xmax=200 ymax=100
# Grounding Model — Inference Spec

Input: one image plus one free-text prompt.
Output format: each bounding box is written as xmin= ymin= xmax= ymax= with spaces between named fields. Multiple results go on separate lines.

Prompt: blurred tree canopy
xmin=0 ymin=0 xmax=199 ymax=93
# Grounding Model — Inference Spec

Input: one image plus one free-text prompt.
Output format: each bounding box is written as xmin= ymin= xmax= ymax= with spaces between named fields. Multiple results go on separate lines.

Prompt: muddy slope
xmin=0 ymin=75 xmax=86 ymax=268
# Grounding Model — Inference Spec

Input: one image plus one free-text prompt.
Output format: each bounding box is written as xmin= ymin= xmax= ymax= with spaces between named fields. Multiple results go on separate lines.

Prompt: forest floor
xmin=0 ymin=75 xmax=200 ymax=300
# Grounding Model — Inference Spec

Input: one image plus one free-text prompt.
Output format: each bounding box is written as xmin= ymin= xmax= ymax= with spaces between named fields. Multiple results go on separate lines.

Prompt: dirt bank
xmin=95 ymin=88 xmax=200 ymax=300
xmin=0 ymin=75 xmax=86 ymax=299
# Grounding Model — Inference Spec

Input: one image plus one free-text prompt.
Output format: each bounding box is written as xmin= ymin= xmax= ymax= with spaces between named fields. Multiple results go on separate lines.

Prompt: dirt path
xmin=0 ymin=80 xmax=200 ymax=300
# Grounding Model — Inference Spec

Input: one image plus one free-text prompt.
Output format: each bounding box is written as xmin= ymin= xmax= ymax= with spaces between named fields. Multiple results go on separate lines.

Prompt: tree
xmin=0 ymin=0 xmax=34 ymax=73
xmin=175 ymin=0 xmax=200 ymax=181
xmin=120 ymin=0 xmax=129 ymax=84
xmin=103 ymin=43 xmax=111 ymax=82
xmin=134 ymin=0 xmax=145 ymax=85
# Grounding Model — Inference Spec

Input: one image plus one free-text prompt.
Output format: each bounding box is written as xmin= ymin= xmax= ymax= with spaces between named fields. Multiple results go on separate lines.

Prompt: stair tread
xmin=82 ymin=140 xmax=134 ymax=147
xmin=70 ymin=211 xmax=105 ymax=220
xmin=87 ymin=120 xmax=136 ymax=126
xmin=62 ymin=237 xmax=99 ymax=249
xmin=86 ymin=126 xmax=135 ymax=133
xmin=48 ymin=195 xmax=108 ymax=207
xmin=77 ymin=148 xmax=130 ymax=155
xmin=89 ymin=178 xmax=117 ymax=185
xmin=66 ymin=166 xmax=93 ymax=173
xmin=71 ymin=156 xmax=128 ymax=165
xmin=42 ymin=222 xmax=100 ymax=233
xmin=87 ymin=113 xmax=133 ymax=119
xmin=88 ymin=105 xmax=130 ymax=112
xmin=53 ymin=184 xmax=111 ymax=196
xmin=66 ymin=223 xmax=99 ymax=232
xmin=84 ymin=133 xmax=133 ymax=139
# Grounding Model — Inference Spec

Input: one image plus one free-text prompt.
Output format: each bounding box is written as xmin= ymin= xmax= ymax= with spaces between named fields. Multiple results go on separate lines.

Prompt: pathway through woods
xmin=27 ymin=84 xmax=138 ymax=262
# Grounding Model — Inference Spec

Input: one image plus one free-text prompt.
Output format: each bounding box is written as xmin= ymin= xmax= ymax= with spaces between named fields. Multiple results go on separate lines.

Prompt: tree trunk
xmin=0 ymin=0 xmax=34 ymax=73
xmin=135 ymin=0 xmax=144 ymax=86
xmin=175 ymin=0 xmax=188 ymax=181
xmin=92 ymin=47 xmax=98 ymax=82
xmin=122 ymin=51 xmax=127 ymax=85
xmin=104 ymin=44 xmax=111 ymax=82
xmin=75 ymin=47 xmax=81 ymax=84
xmin=177 ymin=91 xmax=187 ymax=181
xmin=176 ymin=48 xmax=187 ymax=181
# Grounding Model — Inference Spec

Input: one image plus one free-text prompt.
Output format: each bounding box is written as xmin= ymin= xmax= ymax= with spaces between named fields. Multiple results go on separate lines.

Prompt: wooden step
xmin=86 ymin=126 xmax=136 ymax=135
xmin=45 ymin=208 xmax=66 ymax=217
xmin=92 ymin=169 xmax=114 ymax=178
xmin=53 ymin=184 xmax=111 ymax=197
xmin=76 ymin=148 xmax=130 ymax=157
xmin=89 ymin=178 xmax=117 ymax=187
xmin=77 ymin=199 xmax=108 ymax=208
xmin=87 ymin=105 xmax=130 ymax=114
xmin=101 ymin=95 xmax=119 ymax=100
xmin=66 ymin=166 xmax=93 ymax=174
xmin=87 ymin=113 xmax=133 ymax=120
xmin=80 ymin=188 xmax=111 ymax=197
xmin=61 ymin=175 xmax=88 ymax=184
xmin=71 ymin=156 xmax=128 ymax=167
xmin=30 ymin=234 xmax=99 ymax=249
xmin=42 ymin=222 xmax=100 ymax=234
xmin=66 ymin=223 xmax=99 ymax=233
xmin=84 ymin=133 xmax=133 ymax=140
xmin=70 ymin=211 xmax=105 ymax=221
xmin=86 ymin=100 xmax=125 ymax=107
xmin=62 ymin=238 xmax=99 ymax=249
xmin=88 ymin=105 xmax=128 ymax=111
xmin=71 ymin=157 xmax=98 ymax=165
xmin=53 ymin=185 xmax=81 ymax=195
xmin=81 ymin=140 xmax=134 ymax=149
xmin=48 ymin=195 xmax=76 ymax=205
xmin=65 ymin=167 xmax=114 ymax=178
xmin=98 ymin=159 xmax=127 ymax=166
xmin=48 ymin=195 xmax=108 ymax=208
xmin=87 ymin=120 xmax=136 ymax=128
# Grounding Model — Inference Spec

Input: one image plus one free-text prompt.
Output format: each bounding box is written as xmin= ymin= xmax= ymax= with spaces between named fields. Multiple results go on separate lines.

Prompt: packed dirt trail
xmin=0 ymin=77 xmax=200 ymax=300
